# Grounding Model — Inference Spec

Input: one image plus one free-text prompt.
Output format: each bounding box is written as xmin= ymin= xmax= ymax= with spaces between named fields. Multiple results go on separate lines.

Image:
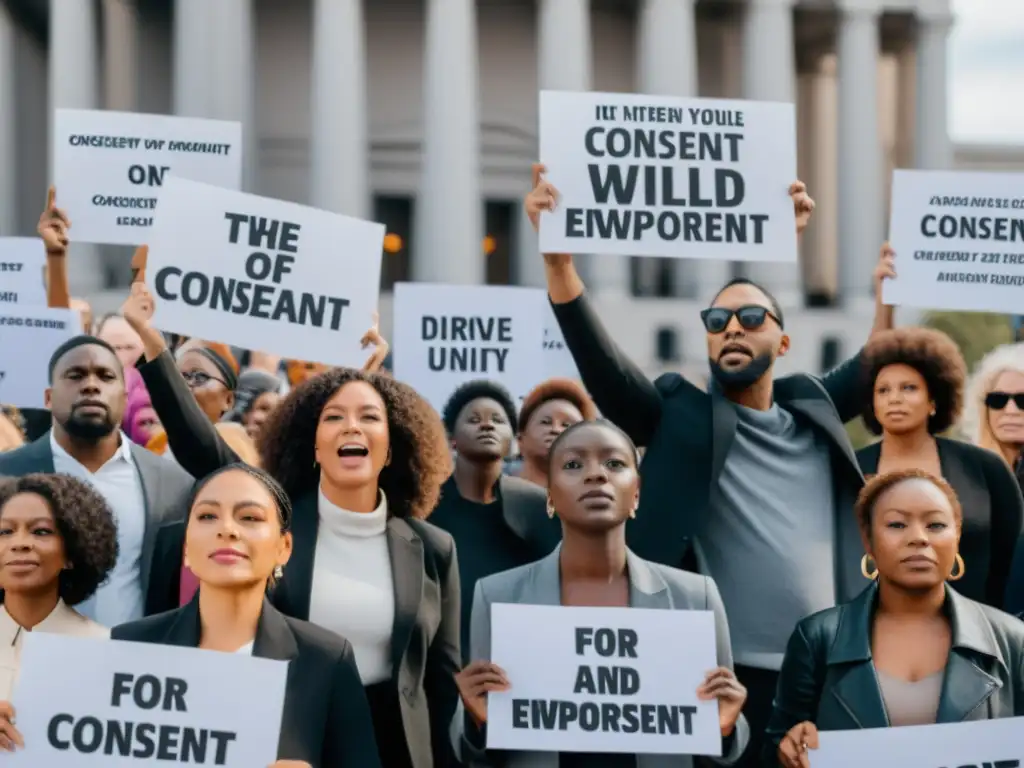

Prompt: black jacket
xmin=112 ymin=597 xmax=382 ymax=768
xmin=764 ymin=582 xmax=1024 ymax=765
xmin=857 ymin=437 xmax=1024 ymax=608
xmin=551 ymin=293 xmax=867 ymax=599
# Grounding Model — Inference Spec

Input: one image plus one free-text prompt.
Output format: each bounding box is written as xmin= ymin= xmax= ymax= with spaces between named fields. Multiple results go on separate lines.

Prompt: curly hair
xmin=519 ymin=378 xmax=598 ymax=432
xmin=0 ymin=473 xmax=119 ymax=605
xmin=258 ymin=368 xmax=451 ymax=519
xmin=442 ymin=379 xmax=519 ymax=434
xmin=860 ymin=327 xmax=967 ymax=435
xmin=962 ymin=343 xmax=1024 ymax=460
xmin=854 ymin=469 xmax=962 ymax=537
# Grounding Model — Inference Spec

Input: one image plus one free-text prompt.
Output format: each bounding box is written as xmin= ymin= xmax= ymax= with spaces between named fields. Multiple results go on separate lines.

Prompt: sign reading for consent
xmin=54 ymin=109 xmax=242 ymax=245
xmin=538 ymin=91 xmax=798 ymax=262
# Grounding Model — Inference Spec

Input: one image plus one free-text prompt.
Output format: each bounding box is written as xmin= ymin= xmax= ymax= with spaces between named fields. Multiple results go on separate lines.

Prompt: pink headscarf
xmin=123 ymin=368 xmax=159 ymax=446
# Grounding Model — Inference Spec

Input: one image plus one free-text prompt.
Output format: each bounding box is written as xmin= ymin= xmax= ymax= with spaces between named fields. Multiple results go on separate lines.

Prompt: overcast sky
xmin=950 ymin=0 xmax=1024 ymax=143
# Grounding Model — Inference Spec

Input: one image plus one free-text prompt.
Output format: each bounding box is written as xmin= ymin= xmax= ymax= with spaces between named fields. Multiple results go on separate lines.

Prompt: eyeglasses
xmin=182 ymin=370 xmax=229 ymax=389
xmin=700 ymin=305 xmax=782 ymax=334
xmin=985 ymin=392 xmax=1024 ymax=410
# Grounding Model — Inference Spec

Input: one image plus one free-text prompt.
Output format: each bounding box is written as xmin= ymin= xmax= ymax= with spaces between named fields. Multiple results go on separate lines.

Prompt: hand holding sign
xmin=455 ymin=661 xmax=511 ymax=728
xmin=695 ymin=667 xmax=746 ymax=737
xmin=0 ymin=701 xmax=24 ymax=752
xmin=777 ymin=720 xmax=819 ymax=768
xmin=525 ymin=164 xmax=572 ymax=269
xmin=36 ymin=187 xmax=71 ymax=257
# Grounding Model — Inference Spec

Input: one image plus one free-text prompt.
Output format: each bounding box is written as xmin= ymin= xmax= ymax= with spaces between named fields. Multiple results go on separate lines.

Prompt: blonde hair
xmin=0 ymin=413 xmax=24 ymax=452
xmin=962 ymin=343 xmax=1024 ymax=459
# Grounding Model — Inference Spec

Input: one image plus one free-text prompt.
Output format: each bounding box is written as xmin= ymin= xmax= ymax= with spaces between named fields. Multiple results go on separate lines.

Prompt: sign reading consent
xmin=7 ymin=632 xmax=287 ymax=767
xmin=147 ymin=176 xmax=384 ymax=367
xmin=884 ymin=169 xmax=1024 ymax=314
xmin=486 ymin=604 xmax=721 ymax=755
xmin=538 ymin=90 xmax=798 ymax=262
xmin=53 ymin=109 xmax=242 ymax=245
xmin=809 ymin=716 xmax=1024 ymax=768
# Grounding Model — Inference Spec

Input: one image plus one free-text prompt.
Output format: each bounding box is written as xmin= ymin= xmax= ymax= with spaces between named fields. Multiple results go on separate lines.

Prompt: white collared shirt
xmin=0 ymin=600 xmax=108 ymax=699
xmin=49 ymin=431 xmax=147 ymax=627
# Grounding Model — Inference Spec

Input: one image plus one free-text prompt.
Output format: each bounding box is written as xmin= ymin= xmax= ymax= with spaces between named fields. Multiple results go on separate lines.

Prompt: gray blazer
xmin=0 ymin=433 xmax=193 ymax=604
xmin=450 ymin=546 xmax=750 ymax=768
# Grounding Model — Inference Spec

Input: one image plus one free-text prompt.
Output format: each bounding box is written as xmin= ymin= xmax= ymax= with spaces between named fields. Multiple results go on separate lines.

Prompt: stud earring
xmin=546 ymin=500 xmax=556 ymax=519
xmin=273 ymin=565 xmax=284 ymax=580
xmin=628 ymin=504 xmax=637 ymax=520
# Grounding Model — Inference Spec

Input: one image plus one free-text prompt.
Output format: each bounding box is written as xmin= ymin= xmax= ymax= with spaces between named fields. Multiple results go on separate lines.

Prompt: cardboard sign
xmin=0 ymin=238 xmax=46 ymax=307
xmin=0 ymin=307 xmax=79 ymax=409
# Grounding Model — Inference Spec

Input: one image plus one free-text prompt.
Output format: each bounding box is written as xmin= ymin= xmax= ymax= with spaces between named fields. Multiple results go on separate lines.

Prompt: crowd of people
xmin=1 ymin=166 xmax=1024 ymax=768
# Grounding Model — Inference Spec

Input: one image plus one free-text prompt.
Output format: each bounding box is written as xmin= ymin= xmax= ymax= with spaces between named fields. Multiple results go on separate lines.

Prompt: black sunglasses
xmin=700 ymin=305 xmax=783 ymax=334
xmin=985 ymin=392 xmax=1024 ymax=410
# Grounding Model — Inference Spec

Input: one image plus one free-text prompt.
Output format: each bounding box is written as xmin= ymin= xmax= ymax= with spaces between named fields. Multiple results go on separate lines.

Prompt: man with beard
xmin=526 ymin=168 xmax=895 ymax=766
xmin=429 ymin=380 xmax=560 ymax=660
xmin=0 ymin=336 xmax=191 ymax=626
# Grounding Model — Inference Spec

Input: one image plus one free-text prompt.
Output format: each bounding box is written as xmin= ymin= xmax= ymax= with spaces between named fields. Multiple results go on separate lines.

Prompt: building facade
xmin=1 ymin=0 xmax=1020 ymax=377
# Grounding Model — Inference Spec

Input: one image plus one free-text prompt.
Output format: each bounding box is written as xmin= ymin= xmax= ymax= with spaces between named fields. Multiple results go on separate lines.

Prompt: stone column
xmin=208 ymin=0 xmax=255 ymax=189
xmin=836 ymin=0 xmax=883 ymax=303
xmin=102 ymin=0 xmax=138 ymax=112
xmin=414 ymin=0 xmax=482 ymax=284
xmin=741 ymin=0 xmax=801 ymax=304
xmin=173 ymin=0 xmax=211 ymax=117
xmin=50 ymin=0 xmax=103 ymax=292
xmin=914 ymin=10 xmax=953 ymax=170
xmin=0 ymin=2 xmax=15 ymax=235
xmin=310 ymin=0 xmax=368 ymax=219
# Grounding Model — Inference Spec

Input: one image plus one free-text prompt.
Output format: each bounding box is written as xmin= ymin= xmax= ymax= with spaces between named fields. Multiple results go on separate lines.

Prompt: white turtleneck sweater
xmin=309 ymin=489 xmax=395 ymax=685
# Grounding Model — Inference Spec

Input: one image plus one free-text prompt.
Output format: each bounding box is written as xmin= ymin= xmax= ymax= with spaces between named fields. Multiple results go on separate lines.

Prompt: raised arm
xmin=360 ymin=313 xmax=390 ymax=373
xmin=528 ymin=165 xmax=662 ymax=445
xmin=38 ymin=186 xmax=71 ymax=310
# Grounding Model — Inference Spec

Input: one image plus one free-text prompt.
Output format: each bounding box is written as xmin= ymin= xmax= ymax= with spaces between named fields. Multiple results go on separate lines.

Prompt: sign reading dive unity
xmin=0 ymin=306 xmax=78 ymax=409
xmin=885 ymin=169 xmax=1024 ymax=315
xmin=486 ymin=604 xmax=721 ymax=755
xmin=7 ymin=632 xmax=287 ymax=767
xmin=53 ymin=109 xmax=242 ymax=245
xmin=391 ymin=283 xmax=546 ymax=413
xmin=538 ymin=90 xmax=799 ymax=262
xmin=0 ymin=237 xmax=46 ymax=306
xmin=146 ymin=176 xmax=384 ymax=366
xmin=809 ymin=715 xmax=1024 ymax=768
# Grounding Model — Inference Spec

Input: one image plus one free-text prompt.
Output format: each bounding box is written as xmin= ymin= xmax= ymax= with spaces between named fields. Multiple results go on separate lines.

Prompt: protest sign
xmin=7 ymin=632 xmax=287 ymax=767
xmin=53 ymin=109 xmax=242 ymax=245
xmin=392 ymin=283 xmax=546 ymax=413
xmin=538 ymin=90 xmax=798 ymax=262
xmin=487 ymin=604 xmax=720 ymax=755
xmin=810 ymin=715 xmax=1024 ymax=768
xmin=0 ymin=237 xmax=46 ymax=306
xmin=147 ymin=176 xmax=384 ymax=367
xmin=0 ymin=307 xmax=78 ymax=409
xmin=884 ymin=169 xmax=1024 ymax=314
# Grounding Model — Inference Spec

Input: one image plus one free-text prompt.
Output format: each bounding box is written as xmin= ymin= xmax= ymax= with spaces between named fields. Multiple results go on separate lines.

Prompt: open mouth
xmin=337 ymin=443 xmax=369 ymax=458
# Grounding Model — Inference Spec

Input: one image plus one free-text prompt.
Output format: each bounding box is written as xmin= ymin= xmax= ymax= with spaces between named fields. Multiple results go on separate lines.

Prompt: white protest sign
xmin=539 ymin=91 xmax=798 ymax=262
xmin=487 ymin=604 xmax=721 ymax=755
xmin=543 ymin=304 xmax=581 ymax=381
xmin=0 ymin=237 xmax=46 ymax=306
xmin=53 ymin=109 xmax=242 ymax=245
xmin=0 ymin=307 xmax=78 ymax=409
xmin=8 ymin=632 xmax=287 ymax=767
xmin=884 ymin=169 xmax=1024 ymax=314
xmin=147 ymin=176 xmax=384 ymax=367
xmin=810 ymin=716 xmax=1024 ymax=768
xmin=392 ymin=283 xmax=547 ymax=413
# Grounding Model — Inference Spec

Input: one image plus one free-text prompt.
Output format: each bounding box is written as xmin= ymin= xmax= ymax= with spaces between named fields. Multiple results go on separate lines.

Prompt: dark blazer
xmin=857 ymin=437 xmax=1024 ymax=608
xmin=763 ymin=582 xmax=1024 ymax=765
xmin=0 ymin=432 xmax=192 ymax=603
xmin=552 ymin=294 xmax=867 ymax=600
xmin=495 ymin=475 xmax=562 ymax=554
xmin=112 ymin=596 xmax=382 ymax=768
xmin=145 ymin=502 xmax=462 ymax=768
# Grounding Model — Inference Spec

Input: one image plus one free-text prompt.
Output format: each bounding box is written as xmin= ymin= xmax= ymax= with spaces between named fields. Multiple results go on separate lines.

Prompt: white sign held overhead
xmin=53 ymin=109 xmax=242 ymax=245
xmin=538 ymin=90 xmax=798 ymax=262
xmin=0 ymin=238 xmax=46 ymax=306
xmin=147 ymin=177 xmax=384 ymax=368
xmin=884 ymin=169 xmax=1024 ymax=315
xmin=0 ymin=307 xmax=79 ymax=409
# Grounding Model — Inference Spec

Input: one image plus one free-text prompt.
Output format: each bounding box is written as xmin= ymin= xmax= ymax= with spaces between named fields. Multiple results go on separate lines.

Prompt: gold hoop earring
xmin=949 ymin=553 xmax=965 ymax=581
xmin=546 ymin=500 xmax=556 ymax=519
xmin=860 ymin=554 xmax=878 ymax=580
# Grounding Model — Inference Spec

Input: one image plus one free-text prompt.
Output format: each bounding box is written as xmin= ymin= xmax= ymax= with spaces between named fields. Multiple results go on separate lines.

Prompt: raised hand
xmin=37 ymin=186 xmax=71 ymax=256
xmin=360 ymin=311 xmax=390 ymax=373
xmin=525 ymin=163 xmax=559 ymax=232
xmin=874 ymin=241 xmax=897 ymax=295
xmin=122 ymin=281 xmax=156 ymax=331
xmin=789 ymin=181 xmax=815 ymax=236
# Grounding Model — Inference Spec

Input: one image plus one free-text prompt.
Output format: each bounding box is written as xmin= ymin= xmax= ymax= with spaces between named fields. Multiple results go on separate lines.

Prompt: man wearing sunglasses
xmin=525 ymin=166 xmax=895 ymax=767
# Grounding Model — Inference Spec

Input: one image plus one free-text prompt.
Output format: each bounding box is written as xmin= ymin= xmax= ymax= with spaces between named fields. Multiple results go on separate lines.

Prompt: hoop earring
xmin=860 ymin=554 xmax=878 ymax=580
xmin=546 ymin=500 xmax=556 ymax=519
xmin=949 ymin=553 xmax=966 ymax=581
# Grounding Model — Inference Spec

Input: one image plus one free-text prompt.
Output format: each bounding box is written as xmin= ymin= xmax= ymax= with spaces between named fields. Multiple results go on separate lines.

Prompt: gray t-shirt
xmin=697 ymin=402 xmax=837 ymax=670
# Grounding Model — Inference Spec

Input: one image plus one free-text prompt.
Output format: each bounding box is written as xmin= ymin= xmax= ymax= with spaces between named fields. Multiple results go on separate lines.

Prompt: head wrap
xmin=192 ymin=347 xmax=239 ymax=391
xmin=226 ymin=369 xmax=283 ymax=422
xmin=122 ymin=368 xmax=156 ymax=445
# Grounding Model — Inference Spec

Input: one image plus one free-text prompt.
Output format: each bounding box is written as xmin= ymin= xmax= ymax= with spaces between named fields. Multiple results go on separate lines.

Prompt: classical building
xmin=1 ymin=0 xmax=1020 ymax=377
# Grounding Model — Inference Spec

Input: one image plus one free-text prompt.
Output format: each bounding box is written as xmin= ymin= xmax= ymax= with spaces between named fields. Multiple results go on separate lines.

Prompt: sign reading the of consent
xmin=809 ymin=715 xmax=1024 ymax=768
xmin=147 ymin=176 xmax=384 ymax=367
xmin=884 ymin=170 xmax=1024 ymax=315
xmin=391 ymin=283 xmax=546 ymax=414
xmin=538 ymin=90 xmax=798 ymax=262
xmin=487 ymin=604 xmax=721 ymax=755
xmin=0 ymin=307 xmax=78 ymax=409
xmin=54 ymin=109 xmax=242 ymax=245
xmin=0 ymin=238 xmax=46 ymax=306
xmin=7 ymin=632 xmax=287 ymax=767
